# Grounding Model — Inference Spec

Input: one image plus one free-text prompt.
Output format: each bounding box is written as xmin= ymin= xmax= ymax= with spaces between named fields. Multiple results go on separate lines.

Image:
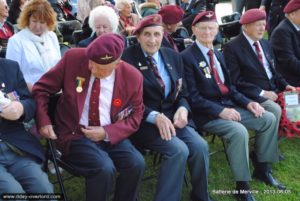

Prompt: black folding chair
xmin=44 ymin=94 xmax=81 ymax=201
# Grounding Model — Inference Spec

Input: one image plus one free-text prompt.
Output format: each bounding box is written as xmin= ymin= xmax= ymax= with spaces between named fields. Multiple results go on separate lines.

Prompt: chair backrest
xmin=72 ymin=29 xmax=84 ymax=46
xmin=59 ymin=43 xmax=71 ymax=57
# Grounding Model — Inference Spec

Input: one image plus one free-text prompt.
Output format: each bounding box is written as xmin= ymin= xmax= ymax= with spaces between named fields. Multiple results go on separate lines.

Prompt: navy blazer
xmin=271 ymin=19 xmax=300 ymax=86
xmin=223 ymin=33 xmax=288 ymax=103
xmin=122 ymin=44 xmax=193 ymax=143
xmin=0 ymin=58 xmax=45 ymax=163
xmin=181 ymin=43 xmax=252 ymax=128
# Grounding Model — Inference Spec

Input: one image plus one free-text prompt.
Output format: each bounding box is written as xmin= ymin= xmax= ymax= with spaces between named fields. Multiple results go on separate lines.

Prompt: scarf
xmin=23 ymin=28 xmax=53 ymax=73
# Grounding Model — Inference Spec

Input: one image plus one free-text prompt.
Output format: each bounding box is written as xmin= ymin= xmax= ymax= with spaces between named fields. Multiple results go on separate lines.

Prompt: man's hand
xmin=81 ymin=126 xmax=106 ymax=142
xmin=247 ymin=102 xmax=265 ymax=118
xmin=0 ymin=101 xmax=24 ymax=120
xmin=286 ymin=85 xmax=297 ymax=92
xmin=39 ymin=125 xmax=57 ymax=139
xmin=173 ymin=107 xmax=188 ymax=128
xmin=155 ymin=113 xmax=176 ymax=141
xmin=262 ymin=90 xmax=278 ymax=101
xmin=219 ymin=108 xmax=241 ymax=121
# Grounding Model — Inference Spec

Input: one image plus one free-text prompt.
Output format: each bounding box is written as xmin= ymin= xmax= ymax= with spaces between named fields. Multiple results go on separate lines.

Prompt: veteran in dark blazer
xmin=270 ymin=0 xmax=300 ymax=87
xmin=32 ymin=33 xmax=145 ymax=201
xmin=223 ymin=9 xmax=295 ymax=156
xmin=0 ymin=58 xmax=53 ymax=196
xmin=181 ymin=11 xmax=282 ymax=201
xmin=122 ymin=14 xmax=212 ymax=201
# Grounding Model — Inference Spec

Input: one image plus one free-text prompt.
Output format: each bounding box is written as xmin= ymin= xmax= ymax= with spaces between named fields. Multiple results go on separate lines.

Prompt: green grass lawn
xmin=50 ymin=136 xmax=300 ymax=201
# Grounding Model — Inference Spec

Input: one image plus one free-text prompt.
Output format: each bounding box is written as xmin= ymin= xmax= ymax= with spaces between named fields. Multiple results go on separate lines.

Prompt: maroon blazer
xmin=32 ymin=48 xmax=144 ymax=154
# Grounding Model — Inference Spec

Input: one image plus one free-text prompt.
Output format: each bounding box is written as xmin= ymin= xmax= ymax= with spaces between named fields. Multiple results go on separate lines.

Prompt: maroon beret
xmin=192 ymin=11 xmax=217 ymax=26
xmin=86 ymin=33 xmax=124 ymax=65
xmin=158 ymin=5 xmax=184 ymax=24
xmin=133 ymin=14 xmax=162 ymax=35
xmin=284 ymin=0 xmax=300 ymax=13
xmin=239 ymin=8 xmax=266 ymax=24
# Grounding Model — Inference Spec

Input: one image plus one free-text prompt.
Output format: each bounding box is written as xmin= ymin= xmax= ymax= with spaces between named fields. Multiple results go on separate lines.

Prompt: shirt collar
xmin=142 ymin=49 xmax=160 ymax=63
xmin=195 ymin=40 xmax=213 ymax=55
xmin=92 ymin=70 xmax=115 ymax=81
xmin=242 ymin=31 xmax=257 ymax=47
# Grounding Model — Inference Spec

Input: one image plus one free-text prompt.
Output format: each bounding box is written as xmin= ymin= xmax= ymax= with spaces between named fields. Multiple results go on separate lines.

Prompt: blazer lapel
xmin=260 ymin=40 xmax=276 ymax=74
xmin=134 ymin=45 xmax=163 ymax=94
xmin=191 ymin=43 xmax=210 ymax=76
xmin=110 ymin=65 xmax=124 ymax=120
xmin=159 ymin=48 xmax=176 ymax=90
xmin=240 ymin=35 xmax=269 ymax=76
xmin=76 ymin=59 xmax=91 ymax=119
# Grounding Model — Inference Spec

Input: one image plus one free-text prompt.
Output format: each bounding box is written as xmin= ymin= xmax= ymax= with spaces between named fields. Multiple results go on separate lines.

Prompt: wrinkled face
xmin=88 ymin=59 xmax=120 ymax=78
xmin=137 ymin=26 xmax=164 ymax=56
xmin=0 ymin=0 xmax=9 ymax=20
xmin=28 ymin=16 xmax=48 ymax=36
xmin=289 ymin=9 xmax=300 ymax=27
xmin=243 ymin=19 xmax=266 ymax=41
xmin=94 ymin=16 xmax=112 ymax=37
xmin=192 ymin=21 xmax=218 ymax=45
xmin=120 ymin=3 xmax=132 ymax=17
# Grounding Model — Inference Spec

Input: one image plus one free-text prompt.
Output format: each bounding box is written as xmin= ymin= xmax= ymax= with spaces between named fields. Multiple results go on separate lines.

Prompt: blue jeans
xmin=0 ymin=142 xmax=53 ymax=200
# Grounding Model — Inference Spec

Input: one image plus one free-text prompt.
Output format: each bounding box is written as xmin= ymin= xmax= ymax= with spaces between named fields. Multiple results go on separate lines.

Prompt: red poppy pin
xmin=113 ymin=98 xmax=122 ymax=107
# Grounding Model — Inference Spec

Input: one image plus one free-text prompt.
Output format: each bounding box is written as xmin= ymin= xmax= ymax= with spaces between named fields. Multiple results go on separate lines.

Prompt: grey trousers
xmin=203 ymin=107 xmax=279 ymax=181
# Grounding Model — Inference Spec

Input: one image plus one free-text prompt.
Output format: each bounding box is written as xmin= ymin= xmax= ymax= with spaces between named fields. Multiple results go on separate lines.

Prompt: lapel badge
xmin=166 ymin=63 xmax=172 ymax=70
xmin=76 ymin=76 xmax=85 ymax=93
xmin=199 ymin=61 xmax=206 ymax=68
xmin=140 ymin=66 xmax=148 ymax=70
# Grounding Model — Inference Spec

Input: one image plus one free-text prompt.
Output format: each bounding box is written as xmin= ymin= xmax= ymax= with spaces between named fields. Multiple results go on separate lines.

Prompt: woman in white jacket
xmin=6 ymin=0 xmax=61 ymax=92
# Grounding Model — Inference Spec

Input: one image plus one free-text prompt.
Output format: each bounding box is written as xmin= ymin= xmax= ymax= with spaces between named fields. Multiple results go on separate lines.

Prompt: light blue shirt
xmin=195 ymin=40 xmax=225 ymax=83
xmin=143 ymin=51 xmax=172 ymax=124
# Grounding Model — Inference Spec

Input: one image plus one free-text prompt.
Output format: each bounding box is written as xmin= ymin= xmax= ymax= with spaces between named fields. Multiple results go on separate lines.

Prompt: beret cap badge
xmin=100 ymin=55 xmax=113 ymax=61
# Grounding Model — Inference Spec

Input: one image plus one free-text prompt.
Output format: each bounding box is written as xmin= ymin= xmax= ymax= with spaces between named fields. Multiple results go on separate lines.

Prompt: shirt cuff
xmin=259 ymin=90 xmax=265 ymax=96
xmin=146 ymin=111 xmax=160 ymax=124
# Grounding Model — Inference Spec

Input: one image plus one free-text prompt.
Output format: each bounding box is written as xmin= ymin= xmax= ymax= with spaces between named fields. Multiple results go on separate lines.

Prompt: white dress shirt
xmin=79 ymin=71 xmax=115 ymax=127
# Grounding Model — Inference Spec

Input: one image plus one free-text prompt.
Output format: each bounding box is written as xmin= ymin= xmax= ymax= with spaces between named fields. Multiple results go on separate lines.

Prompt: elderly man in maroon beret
xmin=32 ymin=33 xmax=145 ymax=201
xmin=271 ymin=0 xmax=300 ymax=87
xmin=122 ymin=14 xmax=213 ymax=201
xmin=181 ymin=10 xmax=283 ymax=201
xmin=223 ymin=7 xmax=294 ymax=192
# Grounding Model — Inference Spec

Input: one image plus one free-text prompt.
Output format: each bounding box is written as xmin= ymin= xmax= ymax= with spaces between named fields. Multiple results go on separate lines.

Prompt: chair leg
xmin=48 ymin=140 xmax=68 ymax=201
xmin=221 ymin=138 xmax=230 ymax=165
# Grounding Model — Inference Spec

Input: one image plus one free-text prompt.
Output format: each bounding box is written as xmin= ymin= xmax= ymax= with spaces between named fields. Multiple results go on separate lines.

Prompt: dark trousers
xmin=65 ymin=138 xmax=145 ymax=201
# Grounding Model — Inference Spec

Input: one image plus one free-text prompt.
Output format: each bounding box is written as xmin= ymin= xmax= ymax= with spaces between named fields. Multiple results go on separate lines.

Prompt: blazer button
xmin=72 ymin=132 xmax=75 ymax=135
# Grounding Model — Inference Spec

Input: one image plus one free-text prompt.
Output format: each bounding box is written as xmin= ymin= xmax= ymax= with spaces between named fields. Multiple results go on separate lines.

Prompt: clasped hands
xmin=155 ymin=107 xmax=188 ymax=141
xmin=39 ymin=125 xmax=106 ymax=142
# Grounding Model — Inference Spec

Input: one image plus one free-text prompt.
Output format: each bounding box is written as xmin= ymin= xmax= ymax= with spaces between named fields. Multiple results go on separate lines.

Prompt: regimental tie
xmin=88 ymin=78 xmax=100 ymax=126
xmin=253 ymin=41 xmax=264 ymax=66
xmin=146 ymin=56 xmax=165 ymax=93
xmin=207 ymin=49 xmax=229 ymax=95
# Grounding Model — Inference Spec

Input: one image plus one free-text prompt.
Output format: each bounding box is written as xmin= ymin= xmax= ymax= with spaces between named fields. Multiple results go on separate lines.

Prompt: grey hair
xmin=88 ymin=5 xmax=119 ymax=33
xmin=115 ymin=0 xmax=132 ymax=11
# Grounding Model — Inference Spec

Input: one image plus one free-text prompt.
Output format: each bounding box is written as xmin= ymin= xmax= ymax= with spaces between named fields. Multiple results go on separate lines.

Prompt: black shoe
xmin=235 ymin=190 xmax=256 ymax=201
xmin=253 ymin=169 xmax=286 ymax=190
